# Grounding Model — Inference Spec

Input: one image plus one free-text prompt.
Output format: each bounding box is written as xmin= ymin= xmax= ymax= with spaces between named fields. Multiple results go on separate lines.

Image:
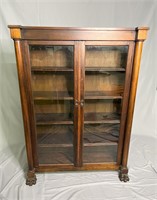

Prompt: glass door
xmin=83 ymin=44 xmax=129 ymax=164
xmin=29 ymin=43 xmax=74 ymax=165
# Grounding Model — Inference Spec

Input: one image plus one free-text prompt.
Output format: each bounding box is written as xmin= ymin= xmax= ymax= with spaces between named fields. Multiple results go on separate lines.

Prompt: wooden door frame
xmin=23 ymin=41 xmax=77 ymax=169
xmin=82 ymin=41 xmax=135 ymax=167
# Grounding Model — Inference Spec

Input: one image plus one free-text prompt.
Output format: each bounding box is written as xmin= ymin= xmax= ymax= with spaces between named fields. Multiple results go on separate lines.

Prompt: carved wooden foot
xmin=119 ymin=166 xmax=129 ymax=182
xmin=26 ymin=170 xmax=37 ymax=186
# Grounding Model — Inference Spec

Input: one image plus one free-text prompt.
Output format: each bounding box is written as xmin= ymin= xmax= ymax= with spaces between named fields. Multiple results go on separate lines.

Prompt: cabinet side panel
xmin=14 ymin=40 xmax=34 ymax=170
xmin=122 ymin=41 xmax=144 ymax=166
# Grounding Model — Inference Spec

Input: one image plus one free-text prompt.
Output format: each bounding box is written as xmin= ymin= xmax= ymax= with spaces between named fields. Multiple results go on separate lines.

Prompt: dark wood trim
xmin=8 ymin=25 xmax=136 ymax=30
xmin=80 ymin=41 xmax=85 ymax=167
xmin=8 ymin=26 xmax=149 ymax=41
xmin=74 ymin=41 xmax=84 ymax=167
xmin=8 ymin=26 xmax=140 ymax=41
xmin=23 ymin=30 xmax=136 ymax=41
xmin=85 ymin=41 xmax=131 ymax=46
xmin=23 ymin=41 xmax=39 ymax=167
xmin=73 ymin=41 xmax=80 ymax=167
xmin=36 ymin=163 xmax=119 ymax=172
xmin=28 ymin=40 xmax=75 ymax=45
xmin=8 ymin=26 xmax=149 ymax=34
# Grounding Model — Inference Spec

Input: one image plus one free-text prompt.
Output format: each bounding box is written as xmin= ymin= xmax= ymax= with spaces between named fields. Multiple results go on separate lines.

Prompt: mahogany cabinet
xmin=8 ymin=26 xmax=148 ymax=185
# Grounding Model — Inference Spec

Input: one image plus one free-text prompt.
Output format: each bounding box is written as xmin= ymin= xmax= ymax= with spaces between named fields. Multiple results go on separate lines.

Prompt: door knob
xmin=74 ymin=100 xmax=78 ymax=106
xmin=80 ymin=100 xmax=84 ymax=107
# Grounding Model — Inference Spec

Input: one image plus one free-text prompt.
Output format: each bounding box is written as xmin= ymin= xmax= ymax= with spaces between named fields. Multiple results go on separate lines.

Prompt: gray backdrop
xmin=0 ymin=0 xmax=157 ymax=199
xmin=0 ymin=0 xmax=156 ymax=150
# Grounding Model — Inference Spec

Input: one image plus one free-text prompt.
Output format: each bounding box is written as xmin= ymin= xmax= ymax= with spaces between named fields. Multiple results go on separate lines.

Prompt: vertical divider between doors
xmin=80 ymin=41 xmax=85 ymax=166
xmin=74 ymin=41 xmax=85 ymax=167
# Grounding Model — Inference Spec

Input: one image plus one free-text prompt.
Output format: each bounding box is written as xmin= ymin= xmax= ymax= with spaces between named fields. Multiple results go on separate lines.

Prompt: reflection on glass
xmin=85 ymin=72 xmax=125 ymax=97
xmin=84 ymin=99 xmax=122 ymax=123
xmin=31 ymin=72 xmax=74 ymax=99
xmin=83 ymin=100 xmax=121 ymax=163
xmin=29 ymin=45 xmax=74 ymax=165
xmin=85 ymin=46 xmax=128 ymax=68
xmin=37 ymin=125 xmax=74 ymax=164
xmin=83 ymin=45 xmax=126 ymax=164
xmin=30 ymin=45 xmax=73 ymax=68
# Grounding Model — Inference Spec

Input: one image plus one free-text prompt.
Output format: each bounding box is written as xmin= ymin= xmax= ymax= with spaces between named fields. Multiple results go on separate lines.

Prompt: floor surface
xmin=0 ymin=135 xmax=157 ymax=200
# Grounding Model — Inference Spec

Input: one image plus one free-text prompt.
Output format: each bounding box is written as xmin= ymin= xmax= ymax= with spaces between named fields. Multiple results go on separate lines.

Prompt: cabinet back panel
xmin=30 ymin=45 xmax=73 ymax=68
xmin=85 ymin=46 xmax=128 ymax=68
xmin=31 ymin=73 xmax=73 ymax=92
xmin=85 ymin=72 xmax=124 ymax=93
xmin=34 ymin=102 xmax=72 ymax=113
xmin=84 ymin=99 xmax=121 ymax=114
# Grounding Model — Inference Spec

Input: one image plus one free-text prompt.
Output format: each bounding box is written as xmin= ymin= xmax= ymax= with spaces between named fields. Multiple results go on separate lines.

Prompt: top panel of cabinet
xmin=8 ymin=26 xmax=149 ymax=41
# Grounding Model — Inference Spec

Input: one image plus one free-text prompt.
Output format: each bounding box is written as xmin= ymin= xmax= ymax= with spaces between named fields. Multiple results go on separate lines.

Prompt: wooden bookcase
xmin=8 ymin=26 xmax=148 ymax=185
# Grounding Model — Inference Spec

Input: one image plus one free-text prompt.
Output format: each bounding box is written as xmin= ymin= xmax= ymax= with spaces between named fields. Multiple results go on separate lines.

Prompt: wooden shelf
xmin=85 ymin=67 xmax=125 ymax=72
xmin=35 ymin=112 xmax=120 ymax=125
xmin=31 ymin=66 xmax=73 ymax=72
xmin=37 ymin=123 xmax=118 ymax=164
xmin=37 ymin=125 xmax=73 ymax=146
xmin=38 ymin=146 xmax=74 ymax=164
xmin=36 ymin=113 xmax=73 ymax=125
xmin=38 ymin=145 xmax=117 ymax=165
xmin=84 ymin=112 xmax=120 ymax=124
xmin=38 ymin=142 xmax=117 ymax=148
xmin=33 ymin=91 xmax=73 ymax=101
xmin=31 ymin=66 xmax=124 ymax=72
xmin=84 ymin=124 xmax=119 ymax=143
xmin=83 ymin=145 xmax=117 ymax=163
xmin=37 ymin=123 xmax=119 ymax=148
xmin=85 ymin=91 xmax=123 ymax=99
xmin=33 ymin=91 xmax=122 ymax=102
xmin=39 ymin=144 xmax=73 ymax=148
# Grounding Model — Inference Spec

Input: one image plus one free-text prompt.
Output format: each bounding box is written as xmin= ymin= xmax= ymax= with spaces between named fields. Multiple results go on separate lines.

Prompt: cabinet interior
xmin=29 ymin=44 xmax=127 ymax=165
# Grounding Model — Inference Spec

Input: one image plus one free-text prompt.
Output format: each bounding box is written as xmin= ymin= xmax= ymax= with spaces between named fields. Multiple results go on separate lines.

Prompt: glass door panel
xmin=83 ymin=45 xmax=128 ymax=164
xmin=37 ymin=124 xmax=74 ymax=164
xmin=30 ymin=45 xmax=73 ymax=69
xmin=29 ymin=45 xmax=74 ymax=165
xmin=85 ymin=46 xmax=128 ymax=69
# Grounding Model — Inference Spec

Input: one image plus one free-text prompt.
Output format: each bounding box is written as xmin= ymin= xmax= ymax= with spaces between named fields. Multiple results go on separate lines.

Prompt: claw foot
xmin=119 ymin=166 xmax=129 ymax=182
xmin=26 ymin=170 xmax=37 ymax=186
